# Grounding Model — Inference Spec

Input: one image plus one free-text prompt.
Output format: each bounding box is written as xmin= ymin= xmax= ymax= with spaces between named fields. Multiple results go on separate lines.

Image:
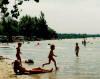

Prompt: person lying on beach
xmin=13 ymin=60 xmax=53 ymax=74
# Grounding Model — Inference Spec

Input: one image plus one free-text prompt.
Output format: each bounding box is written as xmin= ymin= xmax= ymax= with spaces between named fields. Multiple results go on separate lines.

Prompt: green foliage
xmin=1 ymin=17 xmax=18 ymax=42
xmin=34 ymin=0 xmax=39 ymax=3
xmin=0 ymin=12 xmax=57 ymax=41
xmin=19 ymin=12 xmax=57 ymax=40
xmin=2 ymin=17 xmax=18 ymax=35
xmin=0 ymin=0 xmax=39 ymax=19
xmin=19 ymin=15 xmax=35 ymax=40
xmin=0 ymin=23 xmax=4 ymax=34
xmin=57 ymin=33 xmax=100 ymax=39
xmin=0 ymin=0 xmax=59 ymax=42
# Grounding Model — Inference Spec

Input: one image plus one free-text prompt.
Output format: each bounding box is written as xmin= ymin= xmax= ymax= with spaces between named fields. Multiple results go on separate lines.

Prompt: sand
xmin=0 ymin=59 xmax=36 ymax=79
xmin=0 ymin=55 xmax=54 ymax=79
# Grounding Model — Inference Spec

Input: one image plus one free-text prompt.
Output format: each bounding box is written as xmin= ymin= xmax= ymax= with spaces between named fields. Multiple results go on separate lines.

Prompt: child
xmin=75 ymin=43 xmax=80 ymax=57
xmin=16 ymin=43 xmax=22 ymax=64
xmin=42 ymin=44 xmax=58 ymax=70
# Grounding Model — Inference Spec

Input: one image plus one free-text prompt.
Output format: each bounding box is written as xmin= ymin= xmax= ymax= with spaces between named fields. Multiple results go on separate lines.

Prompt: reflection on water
xmin=0 ymin=38 xmax=100 ymax=79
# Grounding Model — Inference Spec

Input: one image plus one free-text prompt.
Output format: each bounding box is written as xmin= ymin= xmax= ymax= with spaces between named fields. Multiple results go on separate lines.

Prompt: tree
xmin=2 ymin=17 xmax=18 ymax=42
xmin=0 ymin=0 xmax=39 ymax=19
xmin=0 ymin=22 xmax=3 ymax=35
xmin=35 ymin=11 xmax=49 ymax=39
xmin=0 ymin=0 xmax=39 ymax=42
xmin=48 ymin=27 xmax=58 ymax=39
xmin=19 ymin=15 xmax=35 ymax=40
xmin=19 ymin=12 xmax=57 ymax=40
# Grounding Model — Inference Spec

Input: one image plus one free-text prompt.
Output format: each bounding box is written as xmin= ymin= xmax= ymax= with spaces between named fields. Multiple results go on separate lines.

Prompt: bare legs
xmin=76 ymin=51 xmax=79 ymax=57
xmin=42 ymin=58 xmax=58 ymax=70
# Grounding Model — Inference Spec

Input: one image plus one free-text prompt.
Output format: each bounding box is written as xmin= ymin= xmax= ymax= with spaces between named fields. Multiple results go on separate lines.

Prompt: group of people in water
xmin=14 ymin=39 xmax=87 ymax=74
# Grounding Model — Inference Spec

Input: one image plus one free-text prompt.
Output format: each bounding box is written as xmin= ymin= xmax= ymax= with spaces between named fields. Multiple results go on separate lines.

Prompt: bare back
xmin=48 ymin=50 xmax=54 ymax=59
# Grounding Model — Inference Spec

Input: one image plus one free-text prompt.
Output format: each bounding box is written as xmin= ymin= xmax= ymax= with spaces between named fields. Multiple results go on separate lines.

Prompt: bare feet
xmin=42 ymin=64 xmax=44 ymax=67
xmin=56 ymin=67 xmax=59 ymax=70
xmin=50 ymin=68 xmax=53 ymax=72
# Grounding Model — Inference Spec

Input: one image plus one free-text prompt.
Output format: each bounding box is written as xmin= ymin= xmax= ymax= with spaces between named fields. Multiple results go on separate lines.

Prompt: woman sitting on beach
xmin=13 ymin=60 xmax=53 ymax=74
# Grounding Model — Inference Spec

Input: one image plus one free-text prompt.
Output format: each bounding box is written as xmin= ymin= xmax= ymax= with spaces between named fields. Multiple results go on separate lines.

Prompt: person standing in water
xmin=16 ymin=43 xmax=22 ymax=64
xmin=83 ymin=39 xmax=86 ymax=47
xmin=42 ymin=44 xmax=58 ymax=70
xmin=75 ymin=43 xmax=80 ymax=57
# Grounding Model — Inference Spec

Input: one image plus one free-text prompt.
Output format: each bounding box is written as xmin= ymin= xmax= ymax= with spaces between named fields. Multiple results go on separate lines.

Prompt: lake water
xmin=0 ymin=38 xmax=100 ymax=79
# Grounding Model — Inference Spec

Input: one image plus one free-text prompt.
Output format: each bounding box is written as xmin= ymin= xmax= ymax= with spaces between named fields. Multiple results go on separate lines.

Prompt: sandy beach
xmin=0 ymin=58 xmax=53 ymax=79
xmin=0 ymin=59 xmax=16 ymax=79
xmin=0 ymin=59 xmax=36 ymax=79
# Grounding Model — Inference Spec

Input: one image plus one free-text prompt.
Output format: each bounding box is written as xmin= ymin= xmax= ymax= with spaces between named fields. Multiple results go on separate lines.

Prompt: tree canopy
xmin=0 ymin=0 xmax=39 ymax=19
xmin=0 ymin=12 xmax=57 ymax=41
xmin=0 ymin=0 xmax=57 ymax=42
xmin=19 ymin=12 xmax=57 ymax=40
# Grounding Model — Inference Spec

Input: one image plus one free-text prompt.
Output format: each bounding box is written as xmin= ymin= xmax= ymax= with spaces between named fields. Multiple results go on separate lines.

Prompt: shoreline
xmin=0 ymin=57 xmax=35 ymax=79
xmin=0 ymin=56 xmax=52 ymax=79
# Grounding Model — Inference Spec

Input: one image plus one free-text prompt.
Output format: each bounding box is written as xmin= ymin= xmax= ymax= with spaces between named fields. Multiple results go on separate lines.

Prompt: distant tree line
xmin=57 ymin=33 xmax=100 ymax=39
xmin=0 ymin=12 xmax=57 ymax=42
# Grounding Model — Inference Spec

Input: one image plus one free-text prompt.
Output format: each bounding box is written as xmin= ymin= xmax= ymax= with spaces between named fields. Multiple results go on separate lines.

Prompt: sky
xmin=8 ymin=0 xmax=100 ymax=34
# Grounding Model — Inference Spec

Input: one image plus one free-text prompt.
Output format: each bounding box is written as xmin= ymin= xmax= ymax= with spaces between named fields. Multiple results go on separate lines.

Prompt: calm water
xmin=0 ymin=38 xmax=100 ymax=79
